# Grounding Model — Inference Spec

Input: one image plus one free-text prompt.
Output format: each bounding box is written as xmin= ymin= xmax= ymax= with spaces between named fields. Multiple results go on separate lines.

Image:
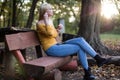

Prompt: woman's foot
xmin=94 ymin=55 xmax=111 ymax=67
xmin=83 ymin=67 xmax=95 ymax=80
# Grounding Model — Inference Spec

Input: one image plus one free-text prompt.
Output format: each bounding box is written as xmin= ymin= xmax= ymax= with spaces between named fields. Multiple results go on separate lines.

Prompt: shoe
xmin=83 ymin=67 xmax=95 ymax=80
xmin=94 ymin=55 xmax=111 ymax=67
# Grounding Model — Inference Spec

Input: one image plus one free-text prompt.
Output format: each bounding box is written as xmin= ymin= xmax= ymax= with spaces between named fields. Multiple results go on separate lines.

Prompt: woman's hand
xmin=44 ymin=12 xmax=49 ymax=20
xmin=43 ymin=12 xmax=50 ymax=25
xmin=56 ymin=24 xmax=63 ymax=32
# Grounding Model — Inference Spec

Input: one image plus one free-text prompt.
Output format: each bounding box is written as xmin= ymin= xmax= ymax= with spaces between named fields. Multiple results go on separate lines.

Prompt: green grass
xmin=100 ymin=33 xmax=120 ymax=42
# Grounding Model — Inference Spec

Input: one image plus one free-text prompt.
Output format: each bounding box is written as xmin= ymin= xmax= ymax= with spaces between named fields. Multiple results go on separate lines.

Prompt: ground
xmin=62 ymin=64 xmax=120 ymax=80
xmin=62 ymin=40 xmax=120 ymax=80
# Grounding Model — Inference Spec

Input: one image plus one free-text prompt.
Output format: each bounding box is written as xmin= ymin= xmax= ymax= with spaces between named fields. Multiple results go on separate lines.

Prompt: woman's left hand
xmin=56 ymin=24 xmax=63 ymax=32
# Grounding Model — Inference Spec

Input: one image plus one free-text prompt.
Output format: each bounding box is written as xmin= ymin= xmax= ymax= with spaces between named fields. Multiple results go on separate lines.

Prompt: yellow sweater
xmin=36 ymin=23 xmax=58 ymax=51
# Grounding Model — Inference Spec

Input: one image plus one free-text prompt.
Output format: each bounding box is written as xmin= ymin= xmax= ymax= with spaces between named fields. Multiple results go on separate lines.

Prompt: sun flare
xmin=101 ymin=0 xmax=118 ymax=19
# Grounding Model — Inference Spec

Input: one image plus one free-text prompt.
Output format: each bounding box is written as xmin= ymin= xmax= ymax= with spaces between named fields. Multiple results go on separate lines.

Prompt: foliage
xmin=0 ymin=0 xmax=81 ymax=34
xmin=0 ymin=0 xmax=32 ymax=28
xmin=0 ymin=0 xmax=120 ymax=34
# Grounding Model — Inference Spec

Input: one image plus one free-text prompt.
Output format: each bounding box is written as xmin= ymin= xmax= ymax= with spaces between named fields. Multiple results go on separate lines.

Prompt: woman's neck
xmin=40 ymin=17 xmax=53 ymax=26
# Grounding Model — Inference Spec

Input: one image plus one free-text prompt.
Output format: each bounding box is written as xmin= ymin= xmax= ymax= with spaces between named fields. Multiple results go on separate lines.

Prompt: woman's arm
xmin=37 ymin=22 xmax=58 ymax=37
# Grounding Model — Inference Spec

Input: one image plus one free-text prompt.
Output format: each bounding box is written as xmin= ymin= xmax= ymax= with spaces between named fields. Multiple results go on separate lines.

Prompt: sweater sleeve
xmin=37 ymin=23 xmax=58 ymax=37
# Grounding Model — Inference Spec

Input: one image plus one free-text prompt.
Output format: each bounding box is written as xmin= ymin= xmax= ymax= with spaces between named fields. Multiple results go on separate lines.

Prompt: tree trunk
xmin=12 ymin=0 xmax=17 ymax=27
xmin=0 ymin=0 xmax=8 ymax=27
xmin=25 ymin=0 xmax=38 ymax=28
xmin=78 ymin=0 xmax=113 ymax=55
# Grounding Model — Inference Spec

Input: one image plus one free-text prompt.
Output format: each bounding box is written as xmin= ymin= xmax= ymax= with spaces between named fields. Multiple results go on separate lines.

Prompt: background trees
xmin=0 ymin=0 xmax=120 ymax=54
xmin=0 ymin=0 xmax=81 ymax=32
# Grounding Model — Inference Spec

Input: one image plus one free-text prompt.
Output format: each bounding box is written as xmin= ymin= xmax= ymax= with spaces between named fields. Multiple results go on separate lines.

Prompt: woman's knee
xmin=77 ymin=37 xmax=85 ymax=41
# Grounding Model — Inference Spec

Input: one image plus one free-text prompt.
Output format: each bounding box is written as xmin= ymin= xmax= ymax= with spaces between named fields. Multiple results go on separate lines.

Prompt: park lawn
xmin=100 ymin=33 xmax=120 ymax=42
xmin=100 ymin=33 xmax=120 ymax=51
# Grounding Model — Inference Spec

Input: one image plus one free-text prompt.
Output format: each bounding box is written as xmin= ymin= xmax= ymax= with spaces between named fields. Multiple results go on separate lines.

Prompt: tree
xmin=0 ymin=0 xmax=8 ymax=27
xmin=114 ymin=0 xmax=120 ymax=14
xmin=25 ymin=0 xmax=39 ymax=28
xmin=12 ymin=0 xmax=17 ymax=27
xmin=78 ymin=0 xmax=113 ymax=55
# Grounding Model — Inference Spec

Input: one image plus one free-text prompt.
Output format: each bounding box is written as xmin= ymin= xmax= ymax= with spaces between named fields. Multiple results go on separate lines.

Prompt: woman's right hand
xmin=44 ymin=12 xmax=49 ymax=20
xmin=43 ymin=12 xmax=49 ymax=25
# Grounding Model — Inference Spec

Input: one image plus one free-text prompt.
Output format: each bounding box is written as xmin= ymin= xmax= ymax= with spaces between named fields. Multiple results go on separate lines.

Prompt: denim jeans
xmin=45 ymin=37 xmax=97 ymax=69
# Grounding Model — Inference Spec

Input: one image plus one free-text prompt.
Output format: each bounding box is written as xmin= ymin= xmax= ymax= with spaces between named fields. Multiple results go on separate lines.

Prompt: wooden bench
xmin=5 ymin=31 xmax=72 ymax=80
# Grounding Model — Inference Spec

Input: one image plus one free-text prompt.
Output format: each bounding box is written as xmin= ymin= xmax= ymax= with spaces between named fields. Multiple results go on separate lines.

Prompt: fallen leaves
xmin=62 ymin=64 xmax=120 ymax=80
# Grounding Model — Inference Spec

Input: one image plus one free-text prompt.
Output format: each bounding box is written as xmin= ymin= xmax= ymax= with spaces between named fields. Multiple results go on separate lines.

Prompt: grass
xmin=100 ymin=33 xmax=120 ymax=42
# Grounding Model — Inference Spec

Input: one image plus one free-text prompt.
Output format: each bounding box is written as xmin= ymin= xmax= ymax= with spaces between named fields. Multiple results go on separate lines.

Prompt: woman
xmin=36 ymin=3 xmax=110 ymax=80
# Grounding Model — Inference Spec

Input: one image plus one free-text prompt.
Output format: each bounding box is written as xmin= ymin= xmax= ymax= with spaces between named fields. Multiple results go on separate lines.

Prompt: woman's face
xmin=46 ymin=7 xmax=53 ymax=17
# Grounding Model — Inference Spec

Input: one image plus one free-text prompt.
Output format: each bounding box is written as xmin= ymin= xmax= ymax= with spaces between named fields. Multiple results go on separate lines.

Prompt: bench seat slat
xmin=23 ymin=56 xmax=71 ymax=75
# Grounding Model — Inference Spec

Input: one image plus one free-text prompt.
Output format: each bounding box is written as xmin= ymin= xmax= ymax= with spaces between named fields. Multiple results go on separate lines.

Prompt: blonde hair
xmin=39 ymin=3 xmax=52 ymax=20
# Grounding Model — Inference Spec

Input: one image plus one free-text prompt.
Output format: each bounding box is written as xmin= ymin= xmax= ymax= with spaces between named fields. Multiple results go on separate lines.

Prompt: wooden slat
xmin=23 ymin=56 xmax=71 ymax=76
xmin=5 ymin=31 xmax=40 ymax=50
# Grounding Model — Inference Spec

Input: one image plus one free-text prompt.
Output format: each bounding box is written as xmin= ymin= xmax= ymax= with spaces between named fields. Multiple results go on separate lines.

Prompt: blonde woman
xmin=36 ymin=3 xmax=110 ymax=80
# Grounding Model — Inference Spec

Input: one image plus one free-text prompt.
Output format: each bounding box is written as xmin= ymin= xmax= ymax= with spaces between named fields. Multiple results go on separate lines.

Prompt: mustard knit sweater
xmin=36 ymin=23 xmax=58 ymax=51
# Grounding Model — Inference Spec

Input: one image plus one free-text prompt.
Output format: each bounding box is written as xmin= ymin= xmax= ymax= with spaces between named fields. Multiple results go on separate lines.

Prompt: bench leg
xmin=39 ymin=69 xmax=62 ymax=80
xmin=54 ymin=69 xmax=62 ymax=80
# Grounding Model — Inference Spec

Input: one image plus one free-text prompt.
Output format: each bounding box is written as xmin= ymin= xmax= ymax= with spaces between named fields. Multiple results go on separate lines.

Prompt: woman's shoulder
xmin=37 ymin=21 xmax=54 ymax=27
xmin=37 ymin=20 xmax=45 ymax=26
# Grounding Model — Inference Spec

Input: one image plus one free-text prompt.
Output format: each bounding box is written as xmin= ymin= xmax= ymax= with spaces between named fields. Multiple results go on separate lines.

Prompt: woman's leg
xmin=78 ymin=49 xmax=95 ymax=80
xmin=64 ymin=37 xmax=97 ymax=57
xmin=78 ymin=49 xmax=89 ymax=70
xmin=46 ymin=44 xmax=95 ymax=80
xmin=64 ymin=37 xmax=111 ymax=67
xmin=45 ymin=44 xmax=89 ymax=69
xmin=45 ymin=44 xmax=79 ymax=57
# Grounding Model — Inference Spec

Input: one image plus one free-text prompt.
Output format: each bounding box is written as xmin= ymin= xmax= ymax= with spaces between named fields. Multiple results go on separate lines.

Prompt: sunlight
xmin=0 ymin=15 xmax=3 ymax=20
xmin=101 ymin=0 xmax=119 ymax=19
xmin=69 ymin=16 xmax=75 ymax=22
xmin=24 ymin=0 xmax=30 ymax=3
xmin=68 ymin=7 xmax=79 ymax=23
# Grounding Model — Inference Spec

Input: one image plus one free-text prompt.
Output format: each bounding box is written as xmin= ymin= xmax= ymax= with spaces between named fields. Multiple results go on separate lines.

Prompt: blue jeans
xmin=45 ymin=37 xmax=97 ymax=69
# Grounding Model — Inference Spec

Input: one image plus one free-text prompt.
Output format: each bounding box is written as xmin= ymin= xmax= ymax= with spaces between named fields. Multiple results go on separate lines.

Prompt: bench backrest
xmin=5 ymin=31 xmax=40 ymax=51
